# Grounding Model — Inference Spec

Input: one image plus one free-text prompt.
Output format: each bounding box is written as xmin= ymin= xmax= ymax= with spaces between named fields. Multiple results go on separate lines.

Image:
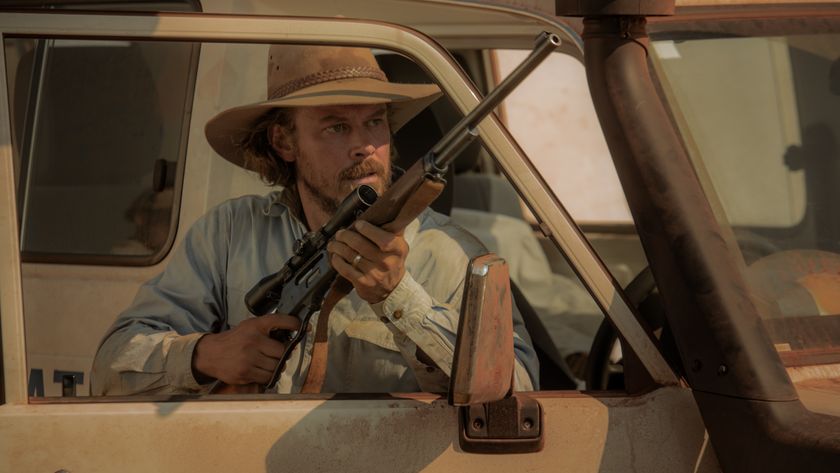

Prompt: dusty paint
xmin=451 ymin=254 xmax=515 ymax=405
xmin=0 ymin=387 xmax=715 ymax=472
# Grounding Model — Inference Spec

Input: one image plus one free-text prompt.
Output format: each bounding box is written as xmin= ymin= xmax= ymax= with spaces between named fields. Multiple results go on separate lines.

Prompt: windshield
xmin=649 ymin=13 xmax=840 ymax=367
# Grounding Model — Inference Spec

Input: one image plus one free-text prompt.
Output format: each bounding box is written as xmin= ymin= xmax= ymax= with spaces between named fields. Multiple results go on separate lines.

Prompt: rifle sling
xmin=300 ymin=278 xmax=352 ymax=393
xmin=300 ymin=178 xmax=445 ymax=393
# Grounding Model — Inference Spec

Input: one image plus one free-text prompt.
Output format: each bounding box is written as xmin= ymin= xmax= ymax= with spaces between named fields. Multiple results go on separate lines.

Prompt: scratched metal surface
xmin=0 ymin=387 xmax=717 ymax=472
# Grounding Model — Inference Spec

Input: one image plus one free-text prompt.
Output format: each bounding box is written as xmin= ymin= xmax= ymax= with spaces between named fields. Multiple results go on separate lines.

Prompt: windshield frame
xmin=647 ymin=7 xmax=840 ymax=368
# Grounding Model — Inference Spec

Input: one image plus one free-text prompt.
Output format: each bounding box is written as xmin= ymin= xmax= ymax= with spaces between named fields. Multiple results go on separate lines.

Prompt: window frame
xmin=0 ymin=10 xmax=675 ymax=405
xmin=9 ymin=37 xmax=199 ymax=266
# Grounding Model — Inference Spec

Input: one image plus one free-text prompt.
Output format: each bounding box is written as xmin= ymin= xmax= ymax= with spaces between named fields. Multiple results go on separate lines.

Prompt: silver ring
xmin=351 ymin=254 xmax=363 ymax=268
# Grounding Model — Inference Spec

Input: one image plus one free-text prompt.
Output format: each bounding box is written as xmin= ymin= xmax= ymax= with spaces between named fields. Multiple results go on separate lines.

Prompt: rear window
xmin=6 ymin=37 xmax=198 ymax=264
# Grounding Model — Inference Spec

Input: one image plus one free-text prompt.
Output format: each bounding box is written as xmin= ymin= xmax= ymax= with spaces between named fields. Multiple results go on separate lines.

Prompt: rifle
xmin=240 ymin=31 xmax=559 ymax=392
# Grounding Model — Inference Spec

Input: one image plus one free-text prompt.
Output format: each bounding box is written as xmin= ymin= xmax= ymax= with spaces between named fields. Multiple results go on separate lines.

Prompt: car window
xmin=651 ymin=36 xmax=806 ymax=228
xmin=490 ymin=49 xmax=649 ymax=289
xmin=649 ymin=17 xmax=840 ymax=370
xmin=447 ymin=174 xmax=607 ymax=389
xmin=384 ymin=49 xmax=611 ymax=390
xmin=493 ymin=49 xmax=632 ymax=224
xmin=6 ymin=37 xmax=196 ymax=264
xmin=4 ymin=36 xmax=198 ymax=397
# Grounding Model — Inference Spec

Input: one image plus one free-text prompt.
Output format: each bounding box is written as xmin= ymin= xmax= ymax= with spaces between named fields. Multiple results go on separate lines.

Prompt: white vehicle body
xmin=1 ymin=0 xmax=838 ymax=471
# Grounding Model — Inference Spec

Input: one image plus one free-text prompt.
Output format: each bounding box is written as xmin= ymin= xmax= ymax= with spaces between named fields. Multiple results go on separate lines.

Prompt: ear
xmin=269 ymin=124 xmax=295 ymax=163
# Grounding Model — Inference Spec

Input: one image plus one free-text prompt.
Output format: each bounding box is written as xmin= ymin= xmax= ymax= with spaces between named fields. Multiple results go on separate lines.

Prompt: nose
xmin=352 ymin=143 xmax=377 ymax=161
xmin=349 ymin=129 xmax=378 ymax=161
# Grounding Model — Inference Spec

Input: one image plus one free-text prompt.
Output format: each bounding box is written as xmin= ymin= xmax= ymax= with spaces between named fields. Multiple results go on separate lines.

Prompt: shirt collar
xmin=264 ymin=184 xmax=304 ymax=223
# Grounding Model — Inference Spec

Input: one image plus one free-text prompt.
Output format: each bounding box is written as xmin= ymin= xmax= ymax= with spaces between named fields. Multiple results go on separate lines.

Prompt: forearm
xmin=371 ymin=273 xmax=538 ymax=392
xmin=91 ymin=324 xmax=207 ymax=395
xmin=369 ymin=273 xmax=453 ymax=391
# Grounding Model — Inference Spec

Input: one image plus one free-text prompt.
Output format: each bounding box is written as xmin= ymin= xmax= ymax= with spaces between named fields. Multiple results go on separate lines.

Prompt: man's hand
xmin=192 ymin=314 xmax=300 ymax=385
xmin=327 ymin=220 xmax=409 ymax=304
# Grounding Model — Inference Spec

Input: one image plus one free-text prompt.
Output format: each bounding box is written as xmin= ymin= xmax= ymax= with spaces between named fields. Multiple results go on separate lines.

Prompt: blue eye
xmin=367 ymin=118 xmax=385 ymax=127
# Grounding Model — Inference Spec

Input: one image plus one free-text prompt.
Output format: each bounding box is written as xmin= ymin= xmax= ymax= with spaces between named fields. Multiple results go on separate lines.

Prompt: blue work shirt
xmin=92 ymin=191 xmax=538 ymax=394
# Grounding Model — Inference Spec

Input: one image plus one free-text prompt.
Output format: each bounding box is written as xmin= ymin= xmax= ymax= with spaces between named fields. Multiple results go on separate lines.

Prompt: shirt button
xmin=393 ymin=310 xmax=403 ymax=320
xmin=306 ymin=323 xmax=313 ymax=333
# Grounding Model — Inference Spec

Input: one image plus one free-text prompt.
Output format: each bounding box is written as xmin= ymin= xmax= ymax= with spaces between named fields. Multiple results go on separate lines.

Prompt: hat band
xmin=269 ymin=66 xmax=388 ymax=100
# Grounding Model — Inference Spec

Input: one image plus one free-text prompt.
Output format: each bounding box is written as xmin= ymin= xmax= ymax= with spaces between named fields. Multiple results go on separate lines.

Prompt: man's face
xmin=282 ymin=104 xmax=392 ymax=215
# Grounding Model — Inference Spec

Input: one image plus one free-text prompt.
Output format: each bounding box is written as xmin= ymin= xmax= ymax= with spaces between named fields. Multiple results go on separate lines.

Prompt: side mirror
xmin=449 ymin=253 xmax=514 ymax=406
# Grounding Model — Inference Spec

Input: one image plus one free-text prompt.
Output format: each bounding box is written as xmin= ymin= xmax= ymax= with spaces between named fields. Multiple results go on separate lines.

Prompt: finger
xmin=331 ymin=237 xmax=384 ymax=272
xmin=327 ymin=240 xmax=360 ymax=265
xmin=249 ymin=365 xmax=275 ymax=385
xmin=353 ymin=221 xmax=405 ymax=253
xmin=334 ymin=228 xmax=381 ymax=260
xmin=227 ymin=363 xmax=273 ymax=385
xmin=254 ymin=314 xmax=300 ymax=335
xmin=256 ymin=336 xmax=288 ymax=360
xmin=252 ymin=351 xmax=283 ymax=373
xmin=331 ymin=252 xmax=365 ymax=281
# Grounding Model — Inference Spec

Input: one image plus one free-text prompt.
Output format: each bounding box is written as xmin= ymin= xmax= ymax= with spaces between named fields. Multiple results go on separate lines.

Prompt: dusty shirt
xmin=91 ymin=192 xmax=538 ymax=395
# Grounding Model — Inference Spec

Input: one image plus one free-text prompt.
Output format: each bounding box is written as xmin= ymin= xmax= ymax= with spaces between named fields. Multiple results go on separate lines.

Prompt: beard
xmin=298 ymin=158 xmax=391 ymax=215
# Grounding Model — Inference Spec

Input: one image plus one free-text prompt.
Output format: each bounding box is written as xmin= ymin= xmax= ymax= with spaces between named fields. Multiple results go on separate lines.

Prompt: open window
xmin=0 ymin=10 xmax=667 ymax=405
xmin=5 ymin=40 xmax=621 ymax=401
xmin=7 ymin=38 xmax=196 ymax=265
xmin=4 ymin=35 xmax=198 ymax=396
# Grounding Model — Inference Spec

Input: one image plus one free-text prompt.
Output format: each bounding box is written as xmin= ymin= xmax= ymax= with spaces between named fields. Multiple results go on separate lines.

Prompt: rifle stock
xmin=361 ymin=161 xmax=446 ymax=233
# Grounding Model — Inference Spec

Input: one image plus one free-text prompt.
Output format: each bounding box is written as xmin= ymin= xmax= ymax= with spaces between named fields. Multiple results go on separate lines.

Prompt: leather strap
xmin=300 ymin=278 xmax=353 ymax=393
xmin=300 ymin=178 xmax=444 ymax=393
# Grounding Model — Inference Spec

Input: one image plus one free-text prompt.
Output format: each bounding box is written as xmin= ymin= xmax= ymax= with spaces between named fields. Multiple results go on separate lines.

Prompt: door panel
xmin=0 ymin=388 xmax=715 ymax=472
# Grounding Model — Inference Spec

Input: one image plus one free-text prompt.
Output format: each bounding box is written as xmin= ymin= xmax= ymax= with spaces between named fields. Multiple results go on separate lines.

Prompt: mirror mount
xmin=449 ymin=254 xmax=543 ymax=454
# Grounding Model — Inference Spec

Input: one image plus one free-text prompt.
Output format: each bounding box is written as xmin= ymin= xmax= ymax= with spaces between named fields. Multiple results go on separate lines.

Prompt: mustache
xmin=338 ymin=159 xmax=388 ymax=182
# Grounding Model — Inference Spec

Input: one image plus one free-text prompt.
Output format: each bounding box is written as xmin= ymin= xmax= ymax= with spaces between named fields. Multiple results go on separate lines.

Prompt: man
xmin=92 ymin=44 xmax=538 ymax=395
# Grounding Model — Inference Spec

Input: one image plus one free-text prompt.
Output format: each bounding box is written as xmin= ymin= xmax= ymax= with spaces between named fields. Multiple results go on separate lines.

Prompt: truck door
xmin=0 ymin=9 xmax=717 ymax=472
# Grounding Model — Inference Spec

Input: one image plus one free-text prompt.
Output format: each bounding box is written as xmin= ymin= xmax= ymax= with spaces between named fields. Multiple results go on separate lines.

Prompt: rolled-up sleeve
xmin=91 ymin=205 xmax=231 ymax=395
xmin=371 ymin=212 xmax=539 ymax=392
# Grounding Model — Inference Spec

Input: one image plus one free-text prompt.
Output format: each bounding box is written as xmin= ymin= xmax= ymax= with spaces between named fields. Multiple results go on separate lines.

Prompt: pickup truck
xmin=0 ymin=0 xmax=838 ymax=471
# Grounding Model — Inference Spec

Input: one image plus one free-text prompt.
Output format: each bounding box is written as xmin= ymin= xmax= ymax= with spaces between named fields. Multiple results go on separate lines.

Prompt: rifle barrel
xmin=430 ymin=32 xmax=561 ymax=168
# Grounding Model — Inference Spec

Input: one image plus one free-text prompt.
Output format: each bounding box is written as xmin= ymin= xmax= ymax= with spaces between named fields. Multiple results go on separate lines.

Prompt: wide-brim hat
xmin=205 ymin=44 xmax=442 ymax=169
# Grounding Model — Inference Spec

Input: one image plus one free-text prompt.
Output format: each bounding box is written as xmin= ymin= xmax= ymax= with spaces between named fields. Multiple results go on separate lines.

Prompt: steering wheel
xmin=584 ymin=231 xmax=783 ymax=390
xmin=584 ymin=266 xmax=659 ymax=390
